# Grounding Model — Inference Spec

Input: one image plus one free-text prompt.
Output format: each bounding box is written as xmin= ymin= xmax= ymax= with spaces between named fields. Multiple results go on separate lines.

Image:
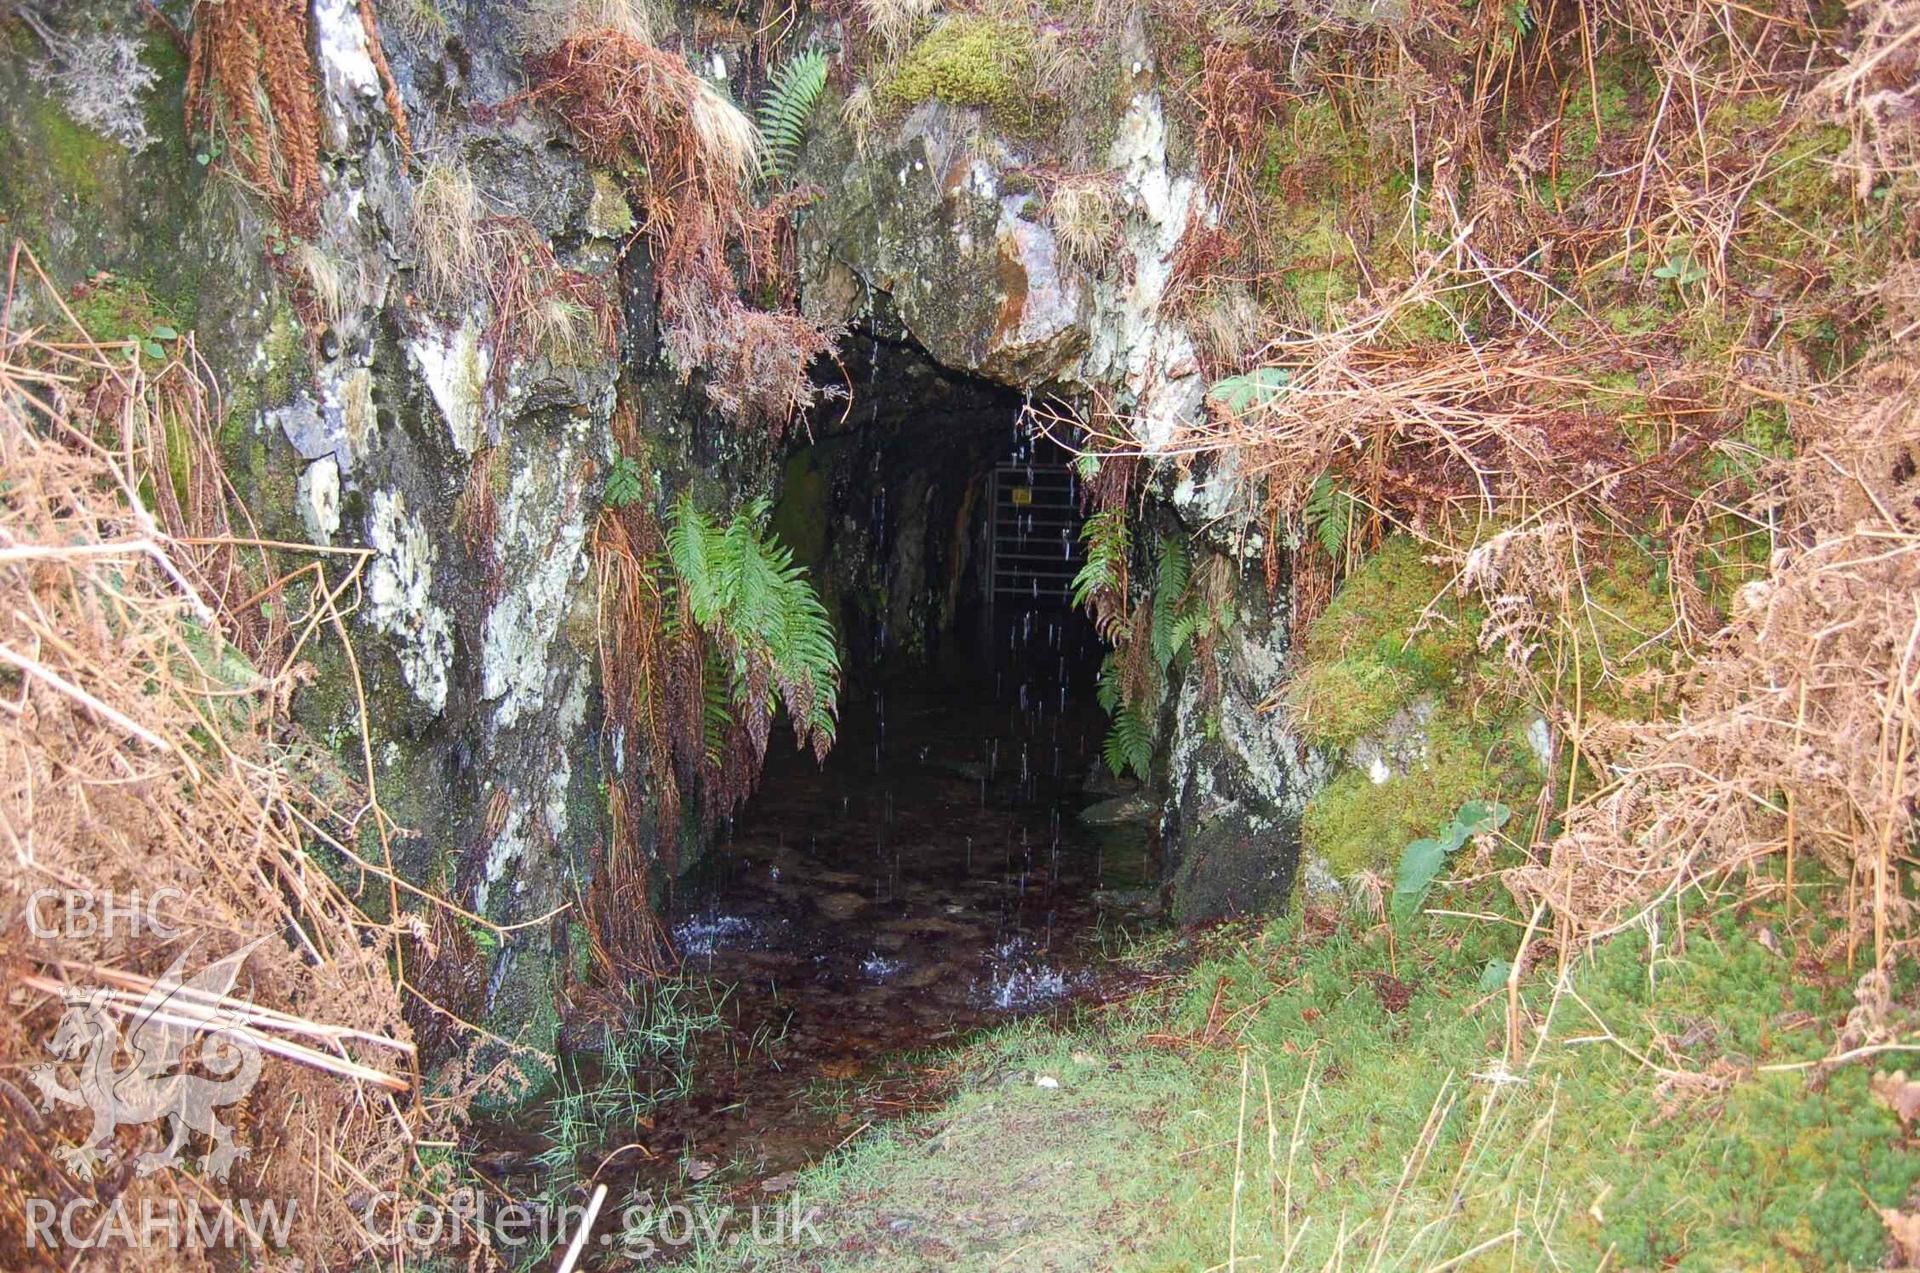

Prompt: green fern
xmin=1303 ymin=475 xmax=1354 ymax=559
xmin=758 ymin=49 xmax=830 ymax=182
xmin=666 ymin=494 xmax=841 ymax=756
xmin=604 ymin=454 xmax=648 ymax=509
xmin=1072 ymin=508 xmax=1132 ymax=612
xmin=1096 ymin=651 xmax=1124 ymax=715
xmin=1103 ymin=702 xmax=1154 ymax=781
xmin=1083 ymin=525 xmax=1236 ymax=783
xmin=1148 ymin=535 xmax=1191 ymax=672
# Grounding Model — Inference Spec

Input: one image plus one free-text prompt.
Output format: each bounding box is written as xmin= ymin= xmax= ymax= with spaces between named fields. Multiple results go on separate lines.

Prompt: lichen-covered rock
xmin=798 ymin=70 xmax=1204 ymax=432
xmin=0 ymin=0 xmax=642 ymax=1103
xmin=1162 ymin=551 xmax=1327 ymax=922
xmin=799 ymin=105 xmax=1089 ymax=384
xmin=480 ymin=412 xmax=601 ymax=729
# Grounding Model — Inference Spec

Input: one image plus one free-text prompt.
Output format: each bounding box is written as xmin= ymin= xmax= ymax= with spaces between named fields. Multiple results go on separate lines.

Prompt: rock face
xmin=795 ymin=66 xmax=1314 ymax=923
xmin=1 ymin=0 xmax=1326 ymax=1110
xmin=1159 ymin=551 xmax=1327 ymax=923
xmin=0 ymin=0 xmax=647 ymax=1099
xmin=798 ymin=88 xmax=1207 ymax=444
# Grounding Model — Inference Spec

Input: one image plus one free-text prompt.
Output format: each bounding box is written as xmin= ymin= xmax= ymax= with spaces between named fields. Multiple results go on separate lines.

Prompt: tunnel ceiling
xmin=809 ymin=323 xmax=1027 ymax=450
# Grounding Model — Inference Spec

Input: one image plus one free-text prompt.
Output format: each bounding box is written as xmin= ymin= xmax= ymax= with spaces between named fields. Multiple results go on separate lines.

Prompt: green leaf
xmin=149 ymin=324 xmax=179 ymax=342
xmin=142 ymin=340 xmax=165 ymax=359
xmin=1391 ymin=836 xmax=1448 ymax=919
xmin=1208 ymin=367 xmax=1291 ymax=414
xmin=1453 ymin=799 xmax=1511 ymax=834
xmin=1394 ymin=799 xmax=1511 ymax=920
xmin=604 ymin=454 xmax=648 ymax=509
xmin=1478 ymin=958 xmax=1513 ymax=991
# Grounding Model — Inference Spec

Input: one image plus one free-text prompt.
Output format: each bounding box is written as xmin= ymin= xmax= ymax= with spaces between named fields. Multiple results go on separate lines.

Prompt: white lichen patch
xmin=475 ymin=798 xmax=529 ymax=917
xmin=367 ymin=490 xmax=453 ymax=714
xmin=409 ymin=318 xmax=491 ymax=453
xmin=1084 ymin=92 xmax=1208 ymax=449
xmin=481 ymin=442 xmax=591 ymax=728
xmin=24 ymin=18 xmax=158 ymax=153
xmin=312 ymin=0 xmax=381 ymax=114
xmin=544 ymin=676 xmax=588 ymax=838
xmin=296 ymin=456 xmax=341 ymax=546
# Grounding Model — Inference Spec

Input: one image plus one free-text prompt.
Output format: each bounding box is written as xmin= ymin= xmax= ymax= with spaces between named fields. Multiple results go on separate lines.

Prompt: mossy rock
xmin=0 ymin=21 xmax=212 ymax=320
xmin=1171 ymin=804 xmax=1297 ymax=925
xmin=1289 ymin=536 xmax=1477 ymax=747
xmin=1301 ymin=720 xmax=1539 ymax=877
xmin=878 ymin=16 xmax=1040 ymax=134
xmin=1286 ymin=658 xmax=1414 ymax=750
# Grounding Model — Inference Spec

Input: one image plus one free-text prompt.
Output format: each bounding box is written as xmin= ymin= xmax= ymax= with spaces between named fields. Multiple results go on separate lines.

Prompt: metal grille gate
xmin=987 ymin=460 xmax=1083 ymax=609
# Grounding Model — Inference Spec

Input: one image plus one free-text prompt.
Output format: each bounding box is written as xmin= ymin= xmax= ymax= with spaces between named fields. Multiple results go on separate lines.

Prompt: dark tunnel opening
xmin=640 ymin=324 xmax=1158 ymax=1185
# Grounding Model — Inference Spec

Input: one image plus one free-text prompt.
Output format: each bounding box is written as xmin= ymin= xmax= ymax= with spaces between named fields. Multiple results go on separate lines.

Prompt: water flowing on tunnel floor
xmin=631 ymin=607 xmax=1156 ymax=1191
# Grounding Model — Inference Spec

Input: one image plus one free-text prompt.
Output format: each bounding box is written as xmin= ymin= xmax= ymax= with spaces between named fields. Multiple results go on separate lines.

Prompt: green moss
xmin=222 ymin=301 xmax=307 ymax=430
xmin=1288 ymin=658 xmax=1413 ymax=749
xmin=1301 ymin=536 xmax=1474 ymax=684
xmin=33 ymin=96 xmax=118 ymax=200
xmin=1599 ymin=300 xmax=1668 ymax=336
xmin=1288 ymin=535 xmax=1476 ymax=749
xmin=1570 ymin=545 xmax=1680 ymax=719
xmin=1736 ymin=117 xmax=1905 ymax=304
xmin=878 ymin=16 xmax=1037 ymax=129
xmin=1301 ymin=721 xmax=1535 ymax=876
xmin=61 ymin=275 xmax=203 ymax=506
xmin=1289 ymin=535 xmax=1552 ymax=875
xmin=1254 ymin=103 xmax=1411 ymax=327
xmin=1380 ymin=300 xmax=1457 ymax=344
xmin=66 ymin=274 xmax=168 ymax=345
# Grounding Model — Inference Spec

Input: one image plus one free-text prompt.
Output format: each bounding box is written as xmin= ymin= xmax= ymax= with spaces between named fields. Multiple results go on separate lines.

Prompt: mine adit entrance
xmin=642 ymin=323 xmax=1160 ymax=1190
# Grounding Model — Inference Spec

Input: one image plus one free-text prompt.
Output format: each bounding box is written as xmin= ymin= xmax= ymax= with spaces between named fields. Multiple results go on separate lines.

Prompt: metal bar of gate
xmin=989 ymin=460 xmax=1082 ymax=609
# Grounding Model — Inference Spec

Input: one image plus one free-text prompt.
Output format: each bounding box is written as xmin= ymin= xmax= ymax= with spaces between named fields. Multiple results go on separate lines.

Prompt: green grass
xmin=688 ymin=872 xmax=1916 ymax=1270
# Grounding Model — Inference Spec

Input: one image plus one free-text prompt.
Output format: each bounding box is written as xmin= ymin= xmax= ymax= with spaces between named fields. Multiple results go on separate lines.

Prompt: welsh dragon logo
xmin=28 ymin=938 xmax=267 ymax=1182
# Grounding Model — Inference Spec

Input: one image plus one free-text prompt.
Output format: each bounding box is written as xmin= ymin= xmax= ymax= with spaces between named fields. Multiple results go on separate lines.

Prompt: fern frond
xmin=699 ymin=654 xmax=732 ymax=768
xmin=1096 ymin=651 xmax=1124 ymax=714
xmin=758 ymin=49 xmax=830 ymax=182
xmin=1149 ymin=535 xmax=1192 ymax=672
xmin=667 ymin=494 xmax=724 ymax=623
xmin=667 ymin=493 xmax=840 ymax=766
xmin=1304 ymin=475 xmax=1352 ymax=560
xmin=1073 ymin=508 xmax=1131 ymax=610
xmin=1103 ymin=704 xmax=1153 ymax=781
